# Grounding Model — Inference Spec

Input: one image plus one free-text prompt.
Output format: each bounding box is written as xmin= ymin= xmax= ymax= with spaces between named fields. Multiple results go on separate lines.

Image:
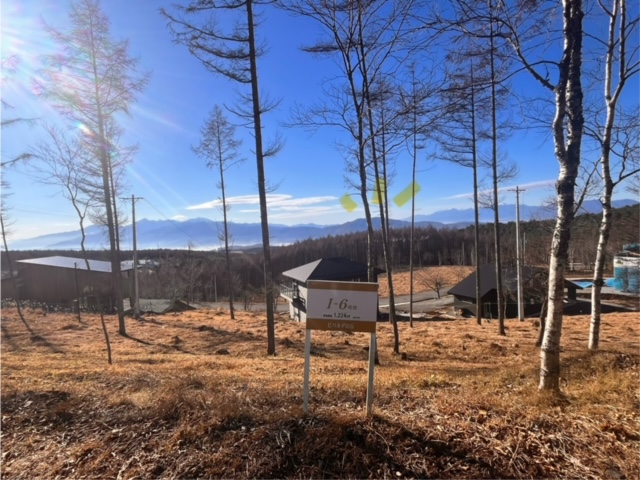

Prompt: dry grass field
xmin=2 ymin=303 xmax=638 ymax=479
xmin=377 ymin=266 xmax=474 ymax=297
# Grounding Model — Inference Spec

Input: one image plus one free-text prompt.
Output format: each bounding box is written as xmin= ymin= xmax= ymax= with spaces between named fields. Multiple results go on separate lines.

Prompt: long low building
xmin=13 ymin=256 xmax=133 ymax=310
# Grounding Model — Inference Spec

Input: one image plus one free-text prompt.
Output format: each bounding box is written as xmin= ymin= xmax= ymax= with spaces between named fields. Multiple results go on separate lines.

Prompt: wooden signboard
xmin=303 ymin=280 xmax=379 ymax=416
xmin=306 ymin=280 xmax=378 ymax=333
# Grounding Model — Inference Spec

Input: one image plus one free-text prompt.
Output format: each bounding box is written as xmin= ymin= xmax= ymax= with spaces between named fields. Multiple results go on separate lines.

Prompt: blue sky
xmin=1 ymin=0 xmax=634 ymax=244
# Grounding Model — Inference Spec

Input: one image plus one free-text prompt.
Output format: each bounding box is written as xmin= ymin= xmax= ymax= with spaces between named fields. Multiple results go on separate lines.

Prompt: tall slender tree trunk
xmin=360 ymin=153 xmax=376 ymax=283
xmin=373 ymin=147 xmax=399 ymax=352
xmin=536 ymin=292 xmax=548 ymax=347
xmin=489 ymin=6 xmax=505 ymax=335
xmin=78 ymin=216 xmax=90 ymax=270
xmin=98 ymin=124 xmax=125 ymax=332
xmin=540 ymin=0 xmax=584 ymax=390
xmin=109 ymin=162 xmax=121 ymax=252
xmin=377 ymin=112 xmax=400 ymax=353
xmin=98 ymin=299 xmax=113 ymax=365
xmin=0 ymin=214 xmax=31 ymax=332
xmin=409 ymin=77 xmax=418 ymax=328
xmin=358 ymin=21 xmax=399 ymax=353
xmin=347 ymin=76 xmax=375 ymax=282
xmin=589 ymin=174 xmax=613 ymax=350
xmin=470 ymin=64 xmax=482 ymax=325
xmin=589 ymin=0 xmax=627 ymax=351
xmin=89 ymin=35 xmax=125 ymax=334
xmin=246 ymin=0 xmax=275 ymax=355
xmin=219 ymin=154 xmax=235 ymax=320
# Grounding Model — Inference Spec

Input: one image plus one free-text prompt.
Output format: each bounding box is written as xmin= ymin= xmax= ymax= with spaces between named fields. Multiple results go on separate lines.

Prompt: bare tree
xmin=586 ymin=0 xmax=639 ymax=351
xmin=625 ymin=172 xmax=640 ymax=197
xmin=487 ymin=1 xmax=506 ymax=336
xmin=193 ymin=105 xmax=244 ymax=319
xmin=282 ymin=0 xmax=377 ymax=284
xmin=37 ymin=0 xmax=148 ymax=335
xmin=283 ymin=0 xmax=420 ymax=355
xmin=85 ymin=121 xmax=134 ymax=252
xmin=399 ymin=65 xmax=435 ymax=327
xmin=407 ymin=70 xmax=422 ymax=329
xmin=182 ymin=244 xmax=204 ymax=304
xmin=163 ymin=0 xmax=282 ymax=355
xmin=31 ymin=125 xmax=100 ymax=268
xmin=500 ymin=0 xmax=585 ymax=390
xmin=0 ymin=184 xmax=31 ymax=333
xmin=1 ymin=56 xmax=36 ymax=168
xmin=438 ymin=59 xmax=485 ymax=325
xmin=365 ymin=81 xmax=403 ymax=353
xmin=445 ymin=0 xmax=518 ymax=335
xmin=30 ymin=126 xmax=119 ymax=353
xmin=1 ymin=56 xmax=34 ymax=331
xmin=416 ymin=267 xmax=446 ymax=299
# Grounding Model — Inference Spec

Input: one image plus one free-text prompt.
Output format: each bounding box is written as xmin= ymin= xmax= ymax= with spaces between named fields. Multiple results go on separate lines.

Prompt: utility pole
xmin=509 ymin=186 xmax=525 ymax=321
xmin=122 ymin=195 xmax=143 ymax=319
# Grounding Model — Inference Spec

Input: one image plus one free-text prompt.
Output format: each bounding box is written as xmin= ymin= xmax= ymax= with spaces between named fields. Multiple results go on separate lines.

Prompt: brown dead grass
xmin=2 ymin=306 xmax=639 ymax=479
xmin=378 ymin=266 xmax=474 ymax=297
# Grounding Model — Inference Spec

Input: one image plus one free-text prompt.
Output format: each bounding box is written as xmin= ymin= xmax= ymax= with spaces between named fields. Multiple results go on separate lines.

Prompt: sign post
xmin=366 ymin=332 xmax=376 ymax=416
xmin=303 ymin=280 xmax=379 ymax=415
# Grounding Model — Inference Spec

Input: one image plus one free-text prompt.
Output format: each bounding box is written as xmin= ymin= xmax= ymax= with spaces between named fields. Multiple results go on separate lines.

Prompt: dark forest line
xmin=4 ymin=205 xmax=638 ymax=303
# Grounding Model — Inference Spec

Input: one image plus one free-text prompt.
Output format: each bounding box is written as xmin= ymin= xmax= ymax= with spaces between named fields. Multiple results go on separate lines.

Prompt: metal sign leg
xmin=366 ymin=332 xmax=376 ymax=416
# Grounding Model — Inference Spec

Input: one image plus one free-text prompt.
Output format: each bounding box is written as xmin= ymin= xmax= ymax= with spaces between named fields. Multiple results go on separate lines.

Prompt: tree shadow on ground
xmin=122 ymin=333 xmax=153 ymax=346
xmin=255 ymin=413 xmax=500 ymax=479
xmin=29 ymin=333 xmax=65 ymax=354
xmin=1 ymin=323 xmax=22 ymax=352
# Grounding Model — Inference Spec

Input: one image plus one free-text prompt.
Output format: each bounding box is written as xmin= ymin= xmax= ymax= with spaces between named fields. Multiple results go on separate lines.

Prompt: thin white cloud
xmin=187 ymin=194 xmax=337 ymax=211
xmin=171 ymin=215 xmax=189 ymax=222
xmin=187 ymin=194 xmax=349 ymax=224
xmin=187 ymin=194 xmax=285 ymax=210
xmin=441 ymin=179 xmax=556 ymax=200
xmin=271 ymin=196 xmax=338 ymax=207
xmin=269 ymin=205 xmax=343 ymax=219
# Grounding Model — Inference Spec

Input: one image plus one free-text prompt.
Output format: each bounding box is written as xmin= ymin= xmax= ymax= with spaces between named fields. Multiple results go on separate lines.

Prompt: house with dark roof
xmin=13 ymin=256 xmax=134 ymax=310
xmin=449 ymin=264 xmax=583 ymax=319
xmin=279 ymin=257 xmax=383 ymax=322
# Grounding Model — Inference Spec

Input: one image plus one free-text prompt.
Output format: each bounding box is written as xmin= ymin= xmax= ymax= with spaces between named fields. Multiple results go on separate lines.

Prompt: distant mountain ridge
xmin=409 ymin=198 xmax=638 ymax=224
xmin=9 ymin=198 xmax=638 ymax=251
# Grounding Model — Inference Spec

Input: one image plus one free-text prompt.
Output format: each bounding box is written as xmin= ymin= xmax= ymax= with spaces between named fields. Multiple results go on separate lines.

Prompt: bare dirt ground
xmin=377 ymin=266 xmax=474 ymax=297
xmin=2 ymin=303 xmax=638 ymax=479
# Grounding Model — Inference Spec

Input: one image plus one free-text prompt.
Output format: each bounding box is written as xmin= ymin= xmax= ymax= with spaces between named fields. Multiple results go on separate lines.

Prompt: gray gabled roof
xmin=449 ymin=264 xmax=583 ymax=298
xmin=17 ymin=256 xmax=134 ymax=273
xmin=281 ymin=257 xmax=383 ymax=284
xmin=449 ymin=264 xmax=545 ymax=298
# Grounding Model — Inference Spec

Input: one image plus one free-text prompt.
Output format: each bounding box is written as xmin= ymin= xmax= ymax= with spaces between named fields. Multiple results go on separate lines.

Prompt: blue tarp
xmin=570 ymin=278 xmax=616 ymax=289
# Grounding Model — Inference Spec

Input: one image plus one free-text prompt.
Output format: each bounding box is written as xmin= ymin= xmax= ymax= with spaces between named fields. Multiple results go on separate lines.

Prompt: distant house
xmin=279 ymin=257 xmax=383 ymax=322
xmin=138 ymin=258 xmax=160 ymax=272
xmin=14 ymin=256 xmax=134 ymax=310
xmin=449 ymin=264 xmax=583 ymax=319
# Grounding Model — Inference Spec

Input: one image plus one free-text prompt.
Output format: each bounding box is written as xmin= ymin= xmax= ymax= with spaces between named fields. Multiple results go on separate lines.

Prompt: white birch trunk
xmin=589 ymin=0 xmax=634 ymax=351
xmin=539 ymin=0 xmax=584 ymax=390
